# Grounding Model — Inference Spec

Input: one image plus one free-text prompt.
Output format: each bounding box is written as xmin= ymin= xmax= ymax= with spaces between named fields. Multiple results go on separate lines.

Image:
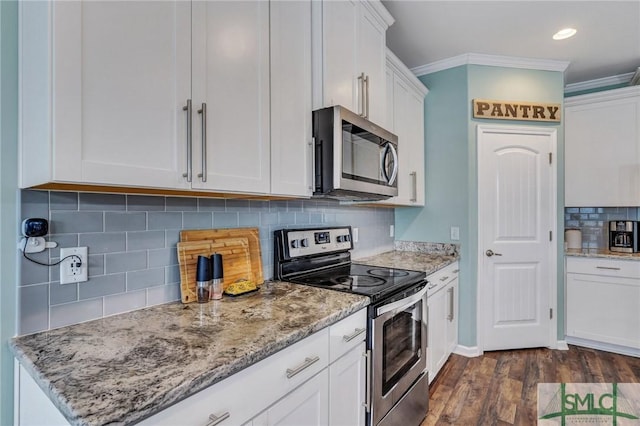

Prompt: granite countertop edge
xmin=565 ymin=249 xmax=640 ymax=261
xmin=10 ymin=282 xmax=369 ymax=426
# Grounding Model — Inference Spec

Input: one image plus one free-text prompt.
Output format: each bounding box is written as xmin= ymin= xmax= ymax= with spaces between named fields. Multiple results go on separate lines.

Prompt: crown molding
xmin=386 ymin=48 xmax=429 ymax=96
xmin=564 ymin=72 xmax=635 ymax=94
xmin=411 ymin=53 xmax=570 ymax=77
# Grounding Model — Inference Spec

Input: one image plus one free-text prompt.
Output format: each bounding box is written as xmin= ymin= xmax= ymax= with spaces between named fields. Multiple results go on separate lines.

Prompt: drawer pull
xmin=440 ymin=276 xmax=449 ymax=282
xmin=596 ymin=266 xmax=621 ymax=270
xmin=206 ymin=412 xmax=230 ymax=426
xmin=286 ymin=356 xmax=320 ymax=379
xmin=343 ymin=328 xmax=366 ymax=342
xmin=452 ymin=269 xmax=460 ymax=274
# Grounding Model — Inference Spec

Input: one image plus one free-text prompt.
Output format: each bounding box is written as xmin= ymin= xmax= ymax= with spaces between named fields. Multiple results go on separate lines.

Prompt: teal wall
xmin=0 ymin=1 xmax=19 ymax=423
xmin=396 ymin=64 xmax=565 ymax=348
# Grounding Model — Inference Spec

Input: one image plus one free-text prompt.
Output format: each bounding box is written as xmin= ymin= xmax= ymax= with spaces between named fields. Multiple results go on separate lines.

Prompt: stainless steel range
xmin=274 ymin=226 xmax=429 ymax=426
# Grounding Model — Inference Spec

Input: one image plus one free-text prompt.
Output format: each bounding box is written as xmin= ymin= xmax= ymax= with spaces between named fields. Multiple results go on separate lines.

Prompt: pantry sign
xmin=473 ymin=99 xmax=561 ymax=122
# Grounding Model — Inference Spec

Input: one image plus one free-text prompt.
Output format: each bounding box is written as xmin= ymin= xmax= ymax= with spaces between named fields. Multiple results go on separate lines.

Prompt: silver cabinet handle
xmin=486 ymin=249 xmax=502 ymax=257
xmin=182 ymin=99 xmax=192 ymax=182
xmin=363 ymin=350 xmax=371 ymax=412
xmin=452 ymin=269 xmax=460 ymax=274
xmin=358 ymin=72 xmax=365 ymax=116
xmin=596 ymin=266 xmax=621 ymax=270
xmin=427 ymin=283 xmax=437 ymax=290
xmin=206 ymin=412 xmax=230 ymax=426
xmin=410 ymin=171 xmax=417 ymax=202
xmin=197 ymin=102 xmax=207 ymax=182
xmin=447 ymin=287 xmax=454 ymax=321
xmin=364 ymin=74 xmax=369 ymax=118
xmin=286 ymin=356 xmax=320 ymax=379
xmin=343 ymin=327 xmax=366 ymax=342
xmin=440 ymin=276 xmax=449 ymax=282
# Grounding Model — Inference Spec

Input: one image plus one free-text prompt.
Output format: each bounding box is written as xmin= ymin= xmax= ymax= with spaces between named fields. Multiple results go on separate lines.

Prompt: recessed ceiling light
xmin=553 ymin=28 xmax=577 ymax=40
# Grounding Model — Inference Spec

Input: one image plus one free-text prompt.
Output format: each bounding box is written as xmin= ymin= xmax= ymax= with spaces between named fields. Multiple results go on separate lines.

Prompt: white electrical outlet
xmin=389 ymin=224 xmax=394 ymax=237
xmin=450 ymin=226 xmax=460 ymax=241
xmin=352 ymin=227 xmax=359 ymax=243
xmin=60 ymin=247 xmax=88 ymax=284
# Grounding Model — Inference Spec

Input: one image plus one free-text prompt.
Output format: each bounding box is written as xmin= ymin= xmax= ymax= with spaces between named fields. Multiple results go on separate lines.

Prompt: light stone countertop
xmin=355 ymin=244 xmax=459 ymax=275
xmin=10 ymin=281 xmax=369 ymax=426
xmin=565 ymin=248 xmax=640 ymax=261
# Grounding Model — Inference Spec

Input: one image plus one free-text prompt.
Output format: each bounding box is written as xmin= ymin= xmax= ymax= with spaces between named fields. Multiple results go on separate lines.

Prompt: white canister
xmin=565 ymin=228 xmax=582 ymax=250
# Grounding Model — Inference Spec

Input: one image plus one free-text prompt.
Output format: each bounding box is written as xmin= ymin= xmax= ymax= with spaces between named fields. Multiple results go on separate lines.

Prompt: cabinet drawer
xmin=142 ymin=328 xmax=329 ymax=426
xmin=329 ymin=309 xmax=367 ymax=362
xmin=427 ymin=262 xmax=459 ymax=295
xmin=566 ymin=257 xmax=640 ymax=279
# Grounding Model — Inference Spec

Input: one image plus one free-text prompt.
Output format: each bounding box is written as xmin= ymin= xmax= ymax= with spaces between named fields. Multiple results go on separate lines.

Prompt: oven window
xmin=381 ymin=302 xmax=422 ymax=395
xmin=341 ymin=122 xmax=386 ymax=185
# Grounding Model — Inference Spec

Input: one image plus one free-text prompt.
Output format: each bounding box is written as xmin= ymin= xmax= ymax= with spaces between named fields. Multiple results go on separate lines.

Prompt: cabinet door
xmin=191 ymin=1 xmax=270 ymax=194
xmin=565 ymin=89 xmax=640 ymax=207
xmin=320 ymin=0 xmax=359 ymax=113
xmin=270 ymin=0 xmax=313 ymax=197
xmin=357 ymin=4 xmax=387 ymax=124
xmin=386 ymin=73 xmax=425 ymax=206
xmin=329 ymin=342 xmax=366 ymax=426
xmin=566 ymin=272 xmax=640 ymax=349
xmin=445 ymin=277 xmax=458 ymax=355
xmin=427 ymin=288 xmax=447 ymax=383
xmin=253 ymin=370 xmax=329 ymax=426
xmin=34 ymin=1 xmax=191 ymax=189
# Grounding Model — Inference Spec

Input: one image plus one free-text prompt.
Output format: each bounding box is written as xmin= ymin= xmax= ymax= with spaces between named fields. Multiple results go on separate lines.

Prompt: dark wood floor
xmin=422 ymin=345 xmax=640 ymax=425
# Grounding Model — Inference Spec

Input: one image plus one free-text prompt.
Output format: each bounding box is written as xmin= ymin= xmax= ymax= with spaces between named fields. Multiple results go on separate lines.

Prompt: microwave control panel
xmin=285 ymin=227 xmax=352 ymax=258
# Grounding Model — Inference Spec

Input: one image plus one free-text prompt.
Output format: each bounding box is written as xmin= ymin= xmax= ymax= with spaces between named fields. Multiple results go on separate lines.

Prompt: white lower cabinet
xmin=251 ymin=371 xmax=329 ymax=426
xmin=16 ymin=309 xmax=367 ymax=426
xmin=329 ymin=341 xmax=367 ymax=426
xmin=426 ymin=262 xmax=459 ymax=383
xmin=566 ymin=257 xmax=640 ymax=352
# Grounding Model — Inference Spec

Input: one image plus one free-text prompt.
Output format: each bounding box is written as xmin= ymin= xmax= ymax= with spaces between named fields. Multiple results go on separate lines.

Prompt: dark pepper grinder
xmin=210 ymin=253 xmax=224 ymax=300
xmin=196 ymin=255 xmax=211 ymax=303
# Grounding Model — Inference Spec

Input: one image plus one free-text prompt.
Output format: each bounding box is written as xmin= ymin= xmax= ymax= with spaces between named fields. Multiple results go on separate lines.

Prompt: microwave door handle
xmin=380 ymin=143 xmax=391 ymax=183
xmin=387 ymin=143 xmax=398 ymax=185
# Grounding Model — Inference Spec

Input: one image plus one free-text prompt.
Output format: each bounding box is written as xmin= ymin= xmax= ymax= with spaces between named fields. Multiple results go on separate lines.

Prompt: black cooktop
xmin=288 ymin=263 xmax=426 ymax=302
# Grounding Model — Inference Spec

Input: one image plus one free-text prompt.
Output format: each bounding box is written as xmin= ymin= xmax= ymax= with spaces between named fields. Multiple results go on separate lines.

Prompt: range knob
xmin=290 ymin=239 xmax=300 ymax=249
xmin=301 ymin=238 xmax=309 ymax=247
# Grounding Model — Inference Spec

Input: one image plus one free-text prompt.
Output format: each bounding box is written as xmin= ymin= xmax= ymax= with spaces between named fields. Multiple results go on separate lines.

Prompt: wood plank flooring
xmin=421 ymin=345 xmax=640 ymax=425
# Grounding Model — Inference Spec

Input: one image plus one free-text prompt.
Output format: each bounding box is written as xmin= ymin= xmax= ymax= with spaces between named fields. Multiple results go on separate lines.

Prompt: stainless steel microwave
xmin=313 ymin=106 xmax=398 ymax=201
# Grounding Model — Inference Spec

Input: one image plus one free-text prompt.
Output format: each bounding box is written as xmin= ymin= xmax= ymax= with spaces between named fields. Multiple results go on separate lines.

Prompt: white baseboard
xmin=556 ymin=340 xmax=569 ymax=350
xmin=565 ymin=336 xmax=640 ymax=358
xmin=453 ymin=344 xmax=482 ymax=358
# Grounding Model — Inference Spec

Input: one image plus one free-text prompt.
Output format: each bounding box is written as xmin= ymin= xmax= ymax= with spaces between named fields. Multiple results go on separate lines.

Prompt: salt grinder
xmin=195 ymin=255 xmax=211 ymax=303
xmin=210 ymin=253 xmax=224 ymax=300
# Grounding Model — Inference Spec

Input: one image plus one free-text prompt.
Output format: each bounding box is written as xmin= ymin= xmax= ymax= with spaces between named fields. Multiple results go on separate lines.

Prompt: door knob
xmin=485 ymin=249 xmax=502 ymax=257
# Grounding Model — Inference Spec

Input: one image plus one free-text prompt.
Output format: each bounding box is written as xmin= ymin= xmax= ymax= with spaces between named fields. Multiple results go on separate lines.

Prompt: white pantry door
xmin=477 ymin=125 xmax=557 ymax=351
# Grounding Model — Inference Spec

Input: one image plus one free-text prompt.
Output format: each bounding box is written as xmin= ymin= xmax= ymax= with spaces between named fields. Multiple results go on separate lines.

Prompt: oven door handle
xmin=376 ymin=284 xmax=428 ymax=317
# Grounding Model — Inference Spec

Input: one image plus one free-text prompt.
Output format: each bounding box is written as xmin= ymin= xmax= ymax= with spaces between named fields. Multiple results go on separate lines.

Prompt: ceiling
xmin=382 ymin=1 xmax=640 ymax=86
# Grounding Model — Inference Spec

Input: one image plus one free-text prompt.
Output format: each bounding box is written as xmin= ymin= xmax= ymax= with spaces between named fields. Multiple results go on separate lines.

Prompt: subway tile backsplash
xmin=18 ymin=190 xmax=395 ymax=335
xmin=564 ymin=207 xmax=640 ymax=248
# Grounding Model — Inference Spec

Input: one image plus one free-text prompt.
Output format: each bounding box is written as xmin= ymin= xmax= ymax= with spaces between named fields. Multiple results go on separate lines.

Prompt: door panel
xmin=478 ymin=125 xmax=557 ymax=351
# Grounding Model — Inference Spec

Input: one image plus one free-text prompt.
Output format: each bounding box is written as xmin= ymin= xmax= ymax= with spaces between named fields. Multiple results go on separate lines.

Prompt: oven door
xmin=370 ymin=284 xmax=428 ymax=426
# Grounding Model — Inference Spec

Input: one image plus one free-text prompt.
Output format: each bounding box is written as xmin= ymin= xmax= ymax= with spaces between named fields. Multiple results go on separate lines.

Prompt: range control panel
xmin=285 ymin=227 xmax=352 ymax=258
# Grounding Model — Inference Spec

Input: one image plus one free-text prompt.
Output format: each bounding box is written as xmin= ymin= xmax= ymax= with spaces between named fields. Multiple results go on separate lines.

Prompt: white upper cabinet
xmin=20 ymin=1 xmax=192 ymax=189
xmin=190 ymin=1 xmax=270 ymax=194
xmin=312 ymin=0 xmax=394 ymax=125
xmin=20 ymin=1 xmax=313 ymax=198
xmin=269 ymin=0 xmax=313 ymax=197
xmin=381 ymin=49 xmax=428 ymax=206
xmin=565 ymin=86 xmax=640 ymax=207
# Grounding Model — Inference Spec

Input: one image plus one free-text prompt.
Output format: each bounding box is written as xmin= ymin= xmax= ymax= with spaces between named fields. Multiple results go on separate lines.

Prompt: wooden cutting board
xmin=180 ymin=227 xmax=263 ymax=285
xmin=177 ymin=238 xmax=252 ymax=304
